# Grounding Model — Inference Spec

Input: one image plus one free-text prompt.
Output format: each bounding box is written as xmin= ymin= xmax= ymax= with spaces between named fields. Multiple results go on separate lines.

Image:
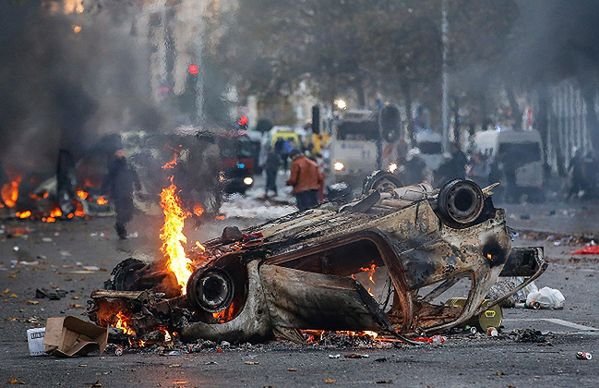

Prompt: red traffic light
xmin=188 ymin=64 xmax=200 ymax=76
xmin=237 ymin=115 xmax=249 ymax=127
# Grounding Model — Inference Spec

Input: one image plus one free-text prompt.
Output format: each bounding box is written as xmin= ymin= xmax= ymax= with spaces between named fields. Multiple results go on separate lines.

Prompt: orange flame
xmin=193 ymin=204 xmax=205 ymax=217
xmin=1 ymin=176 xmax=20 ymax=208
xmin=74 ymin=202 xmax=85 ymax=217
xmin=50 ymin=208 xmax=63 ymax=218
xmin=162 ymin=153 xmax=178 ymax=170
xmin=30 ymin=191 xmax=48 ymax=200
xmin=212 ymin=303 xmax=236 ymax=323
xmin=16 ymin=210 xmax=32 ymax=219
xmin=195 ymin=241 xmax=206 ymax=252
xmin=159 ymin=179 xmax=192 ymax=294
xmin=96 ymin=195 xmax=108 ymax=205
xmin=114 ymin=311 xmax=136 ymax=336
xmin=76 ymin=190 xmax=89 ymax=200
xmin=360 ymin=264 xmax=377 ymax=284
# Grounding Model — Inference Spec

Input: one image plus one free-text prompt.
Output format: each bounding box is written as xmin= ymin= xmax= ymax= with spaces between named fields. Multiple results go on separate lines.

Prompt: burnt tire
xmin=187 ymin=268 xmax=235 ymax=313
xmin=362 ymin=171 xmax=403 ymax=195
xmin=186 ymin=255 xmax=249 ymax=323
xmin=105 ymin=258 xmax=147 ymax=291
xmin=436 ymin=179 xmax=485 ymax=229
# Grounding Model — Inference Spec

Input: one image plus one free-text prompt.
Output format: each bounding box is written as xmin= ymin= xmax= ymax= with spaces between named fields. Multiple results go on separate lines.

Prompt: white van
xmin=473 ymin=129 xmax=544 ymax=201
xmin=329 ymin=110 xmax=398 ymax=187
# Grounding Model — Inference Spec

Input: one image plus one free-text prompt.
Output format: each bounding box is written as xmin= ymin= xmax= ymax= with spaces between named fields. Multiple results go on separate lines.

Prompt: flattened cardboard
xmin=44 ymin=316 xmax=108 ymax=357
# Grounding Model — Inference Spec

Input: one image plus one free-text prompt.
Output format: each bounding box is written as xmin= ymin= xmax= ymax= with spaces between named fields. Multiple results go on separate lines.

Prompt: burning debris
xmin=86 ymin=174 xmax=547 ymax=350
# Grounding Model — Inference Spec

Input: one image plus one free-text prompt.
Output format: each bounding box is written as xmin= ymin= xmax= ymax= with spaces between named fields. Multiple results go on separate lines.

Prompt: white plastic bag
xmin=526 ymin=286 xmax=565 ymax=309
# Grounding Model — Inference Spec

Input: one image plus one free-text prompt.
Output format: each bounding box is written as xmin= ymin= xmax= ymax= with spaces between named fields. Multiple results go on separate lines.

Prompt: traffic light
xmin=188 ymin=64 xmax=200 ymax=76
xmin=237 ymin=115 xmax=249 ymax=129
xmin=379 ymin=104 xmax=401 ymax=142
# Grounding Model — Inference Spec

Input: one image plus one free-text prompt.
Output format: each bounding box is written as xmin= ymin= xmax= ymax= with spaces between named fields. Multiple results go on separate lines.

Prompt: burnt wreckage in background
xmin=89 ymin=173 xmax=546 ymax=343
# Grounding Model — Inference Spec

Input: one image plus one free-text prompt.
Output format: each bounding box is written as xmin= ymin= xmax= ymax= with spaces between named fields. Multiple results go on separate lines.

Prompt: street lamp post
xmin=441 ymin=0 xmax=449 ymax=152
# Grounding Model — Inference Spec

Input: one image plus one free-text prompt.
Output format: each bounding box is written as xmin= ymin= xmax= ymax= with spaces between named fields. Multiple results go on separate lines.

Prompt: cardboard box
xmin=27 ymin=328 xmax=46 ymax=356
xmin=44 ymin=316 xmax=108 ymax=357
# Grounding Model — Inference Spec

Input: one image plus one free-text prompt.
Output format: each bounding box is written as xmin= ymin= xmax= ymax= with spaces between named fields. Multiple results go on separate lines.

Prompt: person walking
xmin=264 ymin=147 xmax=281 ymax=198
xmin=286 ymin=149 xmax=322 ymax=211
xmin=102 ymin=150 xmax=141 ymax=239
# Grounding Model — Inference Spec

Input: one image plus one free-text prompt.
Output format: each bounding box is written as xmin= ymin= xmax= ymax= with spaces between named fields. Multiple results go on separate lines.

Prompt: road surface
xmin=1 ymin=198 xmax=598 ymax=387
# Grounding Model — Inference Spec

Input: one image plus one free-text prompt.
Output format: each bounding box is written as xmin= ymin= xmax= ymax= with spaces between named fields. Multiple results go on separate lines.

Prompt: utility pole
xmin=441 ymin=0 xmax=449 ymax=152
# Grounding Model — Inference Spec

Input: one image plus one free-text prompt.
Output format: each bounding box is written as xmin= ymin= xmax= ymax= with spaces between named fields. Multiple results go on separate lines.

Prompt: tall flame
xmin=159 ymin=179 xmax=192 ymax=294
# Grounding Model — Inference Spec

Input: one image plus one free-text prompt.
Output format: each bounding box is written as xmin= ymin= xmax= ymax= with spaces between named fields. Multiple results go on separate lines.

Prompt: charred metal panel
xmin=260 ymin=265 xmax=382 ymax=331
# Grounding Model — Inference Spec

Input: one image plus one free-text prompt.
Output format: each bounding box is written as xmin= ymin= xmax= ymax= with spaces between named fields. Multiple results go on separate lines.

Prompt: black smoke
xmin=0 ymin=0 xmax=161 ymax=176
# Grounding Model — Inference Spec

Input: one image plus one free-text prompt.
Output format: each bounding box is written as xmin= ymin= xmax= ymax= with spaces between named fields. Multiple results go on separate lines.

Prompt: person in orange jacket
xmin=286 ymin=149 xmax=322 ymax=211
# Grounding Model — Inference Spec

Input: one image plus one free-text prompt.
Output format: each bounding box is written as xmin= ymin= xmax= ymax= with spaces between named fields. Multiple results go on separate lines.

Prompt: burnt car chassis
xmin=89 ymin=175 xmax=546 ymax=343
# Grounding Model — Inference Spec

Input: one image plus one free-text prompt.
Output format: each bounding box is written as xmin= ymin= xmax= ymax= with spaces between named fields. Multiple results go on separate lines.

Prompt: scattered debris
xmin=82 ymin=266 xmax=101 ymax=272
xmin=344 ymin=353 xmax=369 ymax=359
xmin=572 ymin=245 xmax=599 ymax=255
xmin=486 ymin=327 xmax=499 ymax=337
xmin=36 ymin=288 xmax=67 ymax=300
xmin=323 ymin=378 xmax=337 ymax=384
xmin=7 ymin=377 xmax=25 ymax=385
xmin=328 ymin=354 xmax=341 ymax=359
xmin=413 ymin=335 xmax=447 ymax=345
xmin=44 ymin=316 xmax=108 ymax=357
xmin=576 ymin=352 xmax=592 ymax=360
xmin=526 ymin=287 xmax=565 ymax=309
xmin=487 ymin=276 xmax=539 ymax=308
xmin=26 ymin=328 xmax=46 ymax=356
xmin=512 ymin=329 xmax=547 ymax=343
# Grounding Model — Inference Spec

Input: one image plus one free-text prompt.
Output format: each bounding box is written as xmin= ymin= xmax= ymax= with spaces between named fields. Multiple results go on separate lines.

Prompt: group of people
xmin=398 ymin=142 xmax=469 ymax=188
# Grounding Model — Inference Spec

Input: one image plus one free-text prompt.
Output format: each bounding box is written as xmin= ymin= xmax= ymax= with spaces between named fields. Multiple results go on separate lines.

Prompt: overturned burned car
xmin=89 ymin=174 xmax=546 ymax=343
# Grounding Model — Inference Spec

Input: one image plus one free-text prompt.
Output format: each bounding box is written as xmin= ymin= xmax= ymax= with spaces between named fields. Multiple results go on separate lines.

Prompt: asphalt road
xmin=1 ymin=200 xmax=599 ymax=387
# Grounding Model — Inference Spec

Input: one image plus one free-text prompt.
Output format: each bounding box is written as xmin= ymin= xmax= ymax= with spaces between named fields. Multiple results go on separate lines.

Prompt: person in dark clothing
xmin=583 ymin=151 xmax=597 ymax=198
xmin=274 ymin=138 xmax=286 ymax=170
xmin=434 ymin=153 xmax=455 ymax=187
xmin=102 ymin=150 xmax=141 ymax=239
xmin=567 ymin=148 xmax=585 ymax=199
xmin=402 ymin=149 xmax=429 ymax=185
xmin=450 ymin=142 xmax=468 ymax=180
xmin=434 ymin=144 xmax=468 ymax=187
xmin=264 ymin=148 xmax=280 ymax=198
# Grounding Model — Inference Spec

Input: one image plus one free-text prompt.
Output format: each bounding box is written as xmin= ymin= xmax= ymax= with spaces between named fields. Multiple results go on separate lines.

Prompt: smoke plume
xmin=0 ymin=0 xmax=161 ymax=176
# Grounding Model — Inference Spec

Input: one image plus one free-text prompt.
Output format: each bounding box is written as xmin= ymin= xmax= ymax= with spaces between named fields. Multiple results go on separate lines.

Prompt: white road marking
xmin=504 ymin=318 xmax=599 ymax=331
